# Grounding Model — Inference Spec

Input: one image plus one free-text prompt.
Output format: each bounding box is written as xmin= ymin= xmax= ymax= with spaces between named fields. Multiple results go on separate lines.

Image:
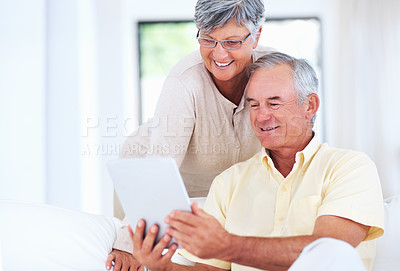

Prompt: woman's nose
xmin=212 ymin=41 xmax=229 ymax=59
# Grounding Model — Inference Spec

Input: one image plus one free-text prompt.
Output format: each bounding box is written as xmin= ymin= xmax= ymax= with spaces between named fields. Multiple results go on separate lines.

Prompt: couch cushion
xmin=372 ymin=194 xmax=400 ymax=271
xmin=0 ymin=200 xmax=121 ymax=271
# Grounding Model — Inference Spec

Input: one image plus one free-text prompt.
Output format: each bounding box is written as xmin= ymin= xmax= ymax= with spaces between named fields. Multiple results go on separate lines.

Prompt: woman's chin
xmin=211 ymin=70 xmax=237 ymax=83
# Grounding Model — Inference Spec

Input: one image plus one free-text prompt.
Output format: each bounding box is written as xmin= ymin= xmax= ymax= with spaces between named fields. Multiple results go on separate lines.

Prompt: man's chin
xmin=256 ymin=134 xmax=283 ymax=147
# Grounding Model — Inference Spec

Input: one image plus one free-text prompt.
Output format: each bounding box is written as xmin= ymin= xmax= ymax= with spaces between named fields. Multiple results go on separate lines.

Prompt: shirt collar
xmin=298 ymin=133 xmax=321 ymax=166
xmin=261 ymin=147 xmax=273 ymax=169
xmin=260 ymin=132 xmax=321 ymax=171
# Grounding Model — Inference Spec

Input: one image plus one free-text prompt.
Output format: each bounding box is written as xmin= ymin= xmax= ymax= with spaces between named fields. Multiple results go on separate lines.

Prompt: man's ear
xmin=305 ymin=93 xmax=320 ymax=120
xmin=252 ymin=26 xmax=262 ymax=49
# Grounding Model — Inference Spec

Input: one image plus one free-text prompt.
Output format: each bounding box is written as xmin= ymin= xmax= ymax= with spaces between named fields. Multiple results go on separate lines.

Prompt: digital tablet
xmin=106 ymin=157 xmax=192 ymax=247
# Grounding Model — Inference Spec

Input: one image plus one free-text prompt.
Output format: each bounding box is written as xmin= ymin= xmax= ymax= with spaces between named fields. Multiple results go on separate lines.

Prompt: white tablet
xmin=106 ymin=157 xmax=192 ymax=247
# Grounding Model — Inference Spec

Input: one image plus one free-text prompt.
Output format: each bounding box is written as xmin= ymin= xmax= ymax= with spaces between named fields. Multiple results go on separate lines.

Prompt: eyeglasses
xmin=196 ymin=30 xmax=252 ymax=50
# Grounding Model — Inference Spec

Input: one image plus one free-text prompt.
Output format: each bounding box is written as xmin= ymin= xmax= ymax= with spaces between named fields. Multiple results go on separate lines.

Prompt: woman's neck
xmin=213 ymin=69 xmax=249 ymax=106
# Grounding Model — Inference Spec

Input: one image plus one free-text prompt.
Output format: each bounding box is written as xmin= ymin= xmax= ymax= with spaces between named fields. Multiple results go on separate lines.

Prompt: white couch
xmin=0 ymin=201 xmax=121 ymax=271
xmin=0 ymin=195 xmax=399 ymax=271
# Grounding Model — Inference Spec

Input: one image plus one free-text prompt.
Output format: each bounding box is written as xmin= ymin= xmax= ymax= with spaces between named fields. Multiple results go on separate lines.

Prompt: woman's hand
xmin=106 ymin=249 xmax=145 ymax=271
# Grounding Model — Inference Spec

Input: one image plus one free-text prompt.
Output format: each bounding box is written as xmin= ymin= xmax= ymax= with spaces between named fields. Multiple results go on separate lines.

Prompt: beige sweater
xmin=113 ymin=46 xmax=273 ymax=252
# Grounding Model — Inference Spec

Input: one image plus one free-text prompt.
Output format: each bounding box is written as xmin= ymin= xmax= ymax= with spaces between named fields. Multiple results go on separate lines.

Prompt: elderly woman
xmin=107 ymin=0 xmax=272 ymax=270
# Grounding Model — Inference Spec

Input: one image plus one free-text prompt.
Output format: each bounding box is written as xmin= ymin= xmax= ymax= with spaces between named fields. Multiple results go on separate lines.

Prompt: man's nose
xmin=257 ymin=106 xmax=272 ymax=121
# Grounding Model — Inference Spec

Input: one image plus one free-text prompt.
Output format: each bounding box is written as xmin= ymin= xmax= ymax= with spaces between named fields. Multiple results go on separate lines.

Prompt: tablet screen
xmin=107 ymin=157 xmax=192 ymax=247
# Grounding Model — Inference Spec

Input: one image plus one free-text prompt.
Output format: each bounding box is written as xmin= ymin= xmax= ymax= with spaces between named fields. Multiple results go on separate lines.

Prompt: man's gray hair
xmin=194 ymin=0 xmax=265 ymax=37
xmin=249 ymin=52 xmax=319 ymax=123
xmin=249 ymin=52 xmax=319 ymax=104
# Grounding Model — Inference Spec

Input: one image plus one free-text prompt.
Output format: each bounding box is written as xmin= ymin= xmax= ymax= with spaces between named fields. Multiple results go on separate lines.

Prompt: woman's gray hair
xmin=249 ymin=52 xmax=319 ymax=122
xmin=194 ymin=0 xmax=265 ymax=37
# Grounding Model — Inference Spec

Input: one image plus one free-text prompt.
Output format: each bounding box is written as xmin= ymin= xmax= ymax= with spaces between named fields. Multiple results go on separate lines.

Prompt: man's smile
xmin=260 ymin=126 xmax=278 ymax=132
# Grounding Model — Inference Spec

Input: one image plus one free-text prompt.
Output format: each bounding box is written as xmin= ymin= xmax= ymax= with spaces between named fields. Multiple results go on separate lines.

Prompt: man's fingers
xmin=165 ymin=226 xmax=190 ymax=245
xmin=191 ymin=202 xmax=208 ymax=217
xmin=152 ymin=234 xmax=172 ymax=257
xmin=142 ymin=224 xmax=158 ymax=252
xmin=105 ymin=253 xmax=115 ymax=270
xmin=133 ymin=220 xmax=145 ymax=250
xmin=128 ymin=224 xmax=134 ymax=239
xmin=191 ymin=202 xmax=200 ymax=214
xmin=167 ymin=210 xmax=201 ymax=229
xmin=166 ymin=217 xmax=194 ymax=236
xmin=176 ymin=239 xmax=192 ymax=253
xmin=162 ymin=243 xmax=178 ymax=264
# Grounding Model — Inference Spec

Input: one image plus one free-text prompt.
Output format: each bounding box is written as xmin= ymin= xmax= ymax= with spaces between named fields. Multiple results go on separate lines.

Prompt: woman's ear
xmin=305 ymin=93 xmax=320 ymax=120
xmin=252 ymin=26 xmax=262 ymax=49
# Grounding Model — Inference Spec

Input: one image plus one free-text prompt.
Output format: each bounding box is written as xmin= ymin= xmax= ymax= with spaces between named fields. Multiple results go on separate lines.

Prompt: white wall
xmin=0 ymin=0 xmax=47 ymax=203
xmin=45 ymin=0 xmax=126 ymax=215
xmin=0 ymin=0 xmax=125 ymax=216
xmin=46 ymin=0 xmax=82 ymax=210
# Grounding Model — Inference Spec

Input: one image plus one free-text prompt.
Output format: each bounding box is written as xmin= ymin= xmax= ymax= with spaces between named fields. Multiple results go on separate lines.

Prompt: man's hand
xmin=131 ymin=220 xmax=178 ymax=271
xmin=165 ymin=202 xmax=231 ymax=260
xmin=106 ymin=249 xmax=144 ymax=271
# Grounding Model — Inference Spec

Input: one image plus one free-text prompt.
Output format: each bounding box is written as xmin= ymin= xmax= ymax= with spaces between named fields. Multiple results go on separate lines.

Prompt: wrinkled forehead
xmin=247 ymin=65 xmax=296 ymax=100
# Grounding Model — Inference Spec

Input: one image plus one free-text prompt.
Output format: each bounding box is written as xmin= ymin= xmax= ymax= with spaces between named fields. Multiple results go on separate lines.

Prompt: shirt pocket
xmin=291 ymin=195 xmax=322 ymax=235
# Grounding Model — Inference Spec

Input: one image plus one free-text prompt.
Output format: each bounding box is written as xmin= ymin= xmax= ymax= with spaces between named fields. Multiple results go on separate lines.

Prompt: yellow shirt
xmin=180 ymin=136 xmax=384 ymax=271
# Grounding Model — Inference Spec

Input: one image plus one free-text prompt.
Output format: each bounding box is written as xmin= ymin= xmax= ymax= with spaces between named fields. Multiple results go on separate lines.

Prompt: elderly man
xmin=130 ymin=52 xmax=384 ymax=271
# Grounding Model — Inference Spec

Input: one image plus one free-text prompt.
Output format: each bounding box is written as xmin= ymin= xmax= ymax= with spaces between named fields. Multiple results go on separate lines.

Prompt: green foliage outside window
xmin=139 ymin=22 xmax=198 ymax=77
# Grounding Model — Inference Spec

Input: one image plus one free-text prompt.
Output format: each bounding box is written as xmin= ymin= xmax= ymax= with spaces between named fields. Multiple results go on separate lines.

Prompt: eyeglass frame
xmin=196 ymin=30 xmax=252 ymax=50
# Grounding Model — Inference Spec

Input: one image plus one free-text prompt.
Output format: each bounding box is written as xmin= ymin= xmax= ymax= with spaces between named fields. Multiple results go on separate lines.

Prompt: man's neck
xmin=269 ymin=151 xmax=295 ymax=178
xmin=268 ymin=132 xmax=314 ymax=178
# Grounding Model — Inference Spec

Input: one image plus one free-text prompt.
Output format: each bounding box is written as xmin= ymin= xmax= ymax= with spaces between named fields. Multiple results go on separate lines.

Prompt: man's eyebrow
xmin=246 ymin=96 xmax=282 ymax=102
xmin=246 ymin=97 xmax=255 ymax=102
